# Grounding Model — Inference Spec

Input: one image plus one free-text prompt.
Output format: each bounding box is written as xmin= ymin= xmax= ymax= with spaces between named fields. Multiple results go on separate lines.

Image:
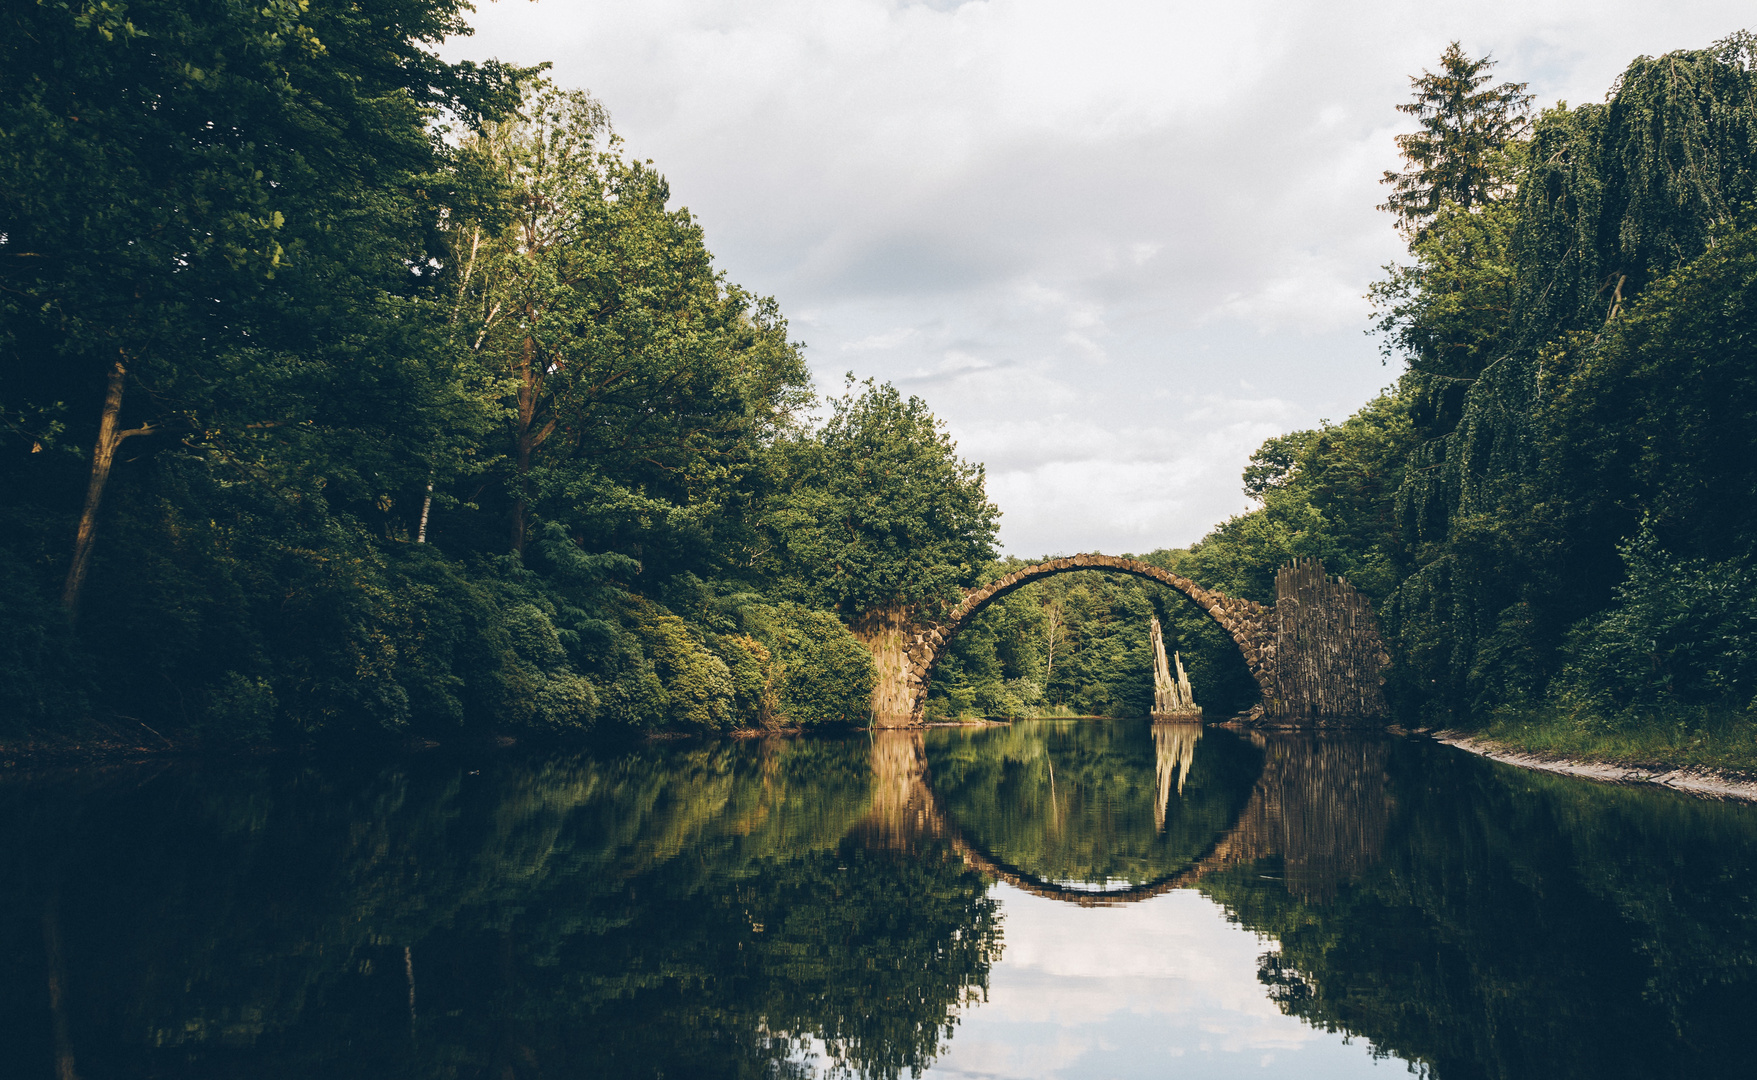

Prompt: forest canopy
xmin=0 ymin=0 xmax=995 ymax=741
xmin=7 ymin=6 xmax=1757 ymax=741
xmin=1159 ymin=32 xmax=1757 ymax=731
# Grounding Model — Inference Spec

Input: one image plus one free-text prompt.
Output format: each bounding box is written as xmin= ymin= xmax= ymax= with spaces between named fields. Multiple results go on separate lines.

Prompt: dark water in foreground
xmin=6 ymin=721 xmax=1757 ymax=1079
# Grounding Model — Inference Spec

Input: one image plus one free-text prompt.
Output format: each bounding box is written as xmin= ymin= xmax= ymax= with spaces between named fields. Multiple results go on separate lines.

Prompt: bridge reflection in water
xmin=862 ymin=720 xmax=1390 ymax=906
xmin=14 ymin=724 xmax=1757 ymax=1078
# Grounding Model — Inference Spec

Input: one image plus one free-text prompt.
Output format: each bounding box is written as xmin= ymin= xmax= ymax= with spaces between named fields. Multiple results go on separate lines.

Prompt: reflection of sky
xmin=919 ymin=885 xmax=1408 ymax=1079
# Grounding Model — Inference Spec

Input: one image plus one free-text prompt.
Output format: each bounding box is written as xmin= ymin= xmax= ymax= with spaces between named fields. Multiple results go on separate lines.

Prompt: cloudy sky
xmin=915 ymin=887 xmax=1403 ymax=1078
xmin=443 ymin=1 xmax=1751 ymax=556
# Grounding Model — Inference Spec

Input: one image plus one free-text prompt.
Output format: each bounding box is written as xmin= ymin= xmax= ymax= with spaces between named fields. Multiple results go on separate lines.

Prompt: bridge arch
xmin=938 ymin=555 xmax=1273 ymax=695
xmin=859 ymin=554 xmax=1275 ymax=725
xmin=936 ymin=809 xmax=1257 ymax=907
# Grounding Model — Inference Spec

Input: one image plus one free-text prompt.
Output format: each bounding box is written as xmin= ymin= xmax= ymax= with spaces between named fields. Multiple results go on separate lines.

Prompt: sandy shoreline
xmin=1434 ymin=731 xmax=1757 ymax=802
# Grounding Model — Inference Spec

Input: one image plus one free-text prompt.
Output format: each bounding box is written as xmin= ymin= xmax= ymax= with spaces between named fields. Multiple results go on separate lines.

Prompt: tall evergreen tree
xmin=1379 ymin=42 xmax=1533 ymax=232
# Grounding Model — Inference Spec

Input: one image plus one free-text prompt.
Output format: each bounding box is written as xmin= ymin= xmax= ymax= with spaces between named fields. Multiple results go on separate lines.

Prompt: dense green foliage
xmin=12 ymin=10 xmax=1756 ymax=742
xmin=1169 ymin=32 xmax=1757 ymax=737
xmin=0 ymin=0 xmax=992 ymax=741
xmin=756 ymin=378 xmax=1000 ymax=619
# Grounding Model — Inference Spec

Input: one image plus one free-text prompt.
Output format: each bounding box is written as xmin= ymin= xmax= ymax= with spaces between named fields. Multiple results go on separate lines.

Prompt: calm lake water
xmin=7 ymin=719 xmax=1757 ymax=1079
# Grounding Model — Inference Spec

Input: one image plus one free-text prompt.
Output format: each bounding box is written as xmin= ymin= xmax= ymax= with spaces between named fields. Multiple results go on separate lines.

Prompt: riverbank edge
xmin=1433 ymin=730 xmax=1757 ymax=802
xmin=0 ymin=716 xmax=1027 ymax=768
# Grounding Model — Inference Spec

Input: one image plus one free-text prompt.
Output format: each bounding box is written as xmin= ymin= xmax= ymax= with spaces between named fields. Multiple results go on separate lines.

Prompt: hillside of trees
xmin=9 ymin=5 xmax=1757 ymax=746
xmin=0 ymin=0 xmax=998 ymax=744
xmin=928 ymin=33 xmax=1757 ymax=747
xmin=1159 ymin=35 xmax=1757 ymax=738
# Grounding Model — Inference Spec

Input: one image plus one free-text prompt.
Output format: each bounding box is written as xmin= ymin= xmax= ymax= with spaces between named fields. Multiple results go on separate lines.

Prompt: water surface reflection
xmin=4 ymin=721 xmax=1757 ymax=1078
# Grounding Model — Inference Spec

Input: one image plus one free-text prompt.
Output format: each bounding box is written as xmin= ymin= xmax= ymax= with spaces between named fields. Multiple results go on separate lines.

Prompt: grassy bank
xmin=1459 ymin=708 xmax=1757 ymax=777
xmin=1016 ymin=704 xmax=1095 ymax=719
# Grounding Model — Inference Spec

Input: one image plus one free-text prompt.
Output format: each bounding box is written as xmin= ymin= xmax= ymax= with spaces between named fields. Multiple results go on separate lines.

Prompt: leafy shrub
xmin=743 ymin=604 xmax=877 ymax=727
xmin=200 ymin=672 xmax=277 ymax=745
xmin=1553 ymin=529 xmax=1757 ymax=726
xmin=636 ymin=611 xmax=737 ymax=730
xmin=713 ymin=634 xmax=773 ymax=726
xmin=497 ymin=602 xmax=600 ymax=732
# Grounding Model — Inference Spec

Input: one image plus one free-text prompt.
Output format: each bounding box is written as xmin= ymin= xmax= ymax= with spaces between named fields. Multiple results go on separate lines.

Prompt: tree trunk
xmin=43 ymin=878 xmax=80 ymax=1080
xmin=1043 ymin=603 xmax=1061 ymax=693
xmin=416 ymin=478 xmax=434 ymax=544
xmin=511 ymin=334 xmax=536 ymax=555
xmin=404 ymin=944 xmax=418 ymax=1040
xmin=62 ymin=360 xmax=144 ymax=620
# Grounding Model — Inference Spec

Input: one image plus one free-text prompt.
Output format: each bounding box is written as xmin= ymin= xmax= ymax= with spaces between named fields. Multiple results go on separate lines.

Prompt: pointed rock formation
xmin=1150 ymin=616 xmax=1203 ymax=721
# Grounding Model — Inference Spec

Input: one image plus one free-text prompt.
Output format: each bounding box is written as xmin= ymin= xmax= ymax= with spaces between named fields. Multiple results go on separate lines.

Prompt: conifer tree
xmin=1380 ymin=43 xmax=1533 ymax=232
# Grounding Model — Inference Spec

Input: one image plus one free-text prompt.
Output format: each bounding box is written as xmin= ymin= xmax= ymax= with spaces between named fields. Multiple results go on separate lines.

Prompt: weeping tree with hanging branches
xmin=994 ymin=33 xmax=1757 ymax=727
xmin=1380 ymin=31 xmax=1757 ymax=720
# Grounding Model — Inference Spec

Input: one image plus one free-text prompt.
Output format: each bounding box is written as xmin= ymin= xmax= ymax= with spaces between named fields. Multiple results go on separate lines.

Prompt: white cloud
xmin=972 ymin=395 xmax=1299 ymax=554
xmin=443 ymin=0 xmax=1754 ymax=554
xmin=914 ymin=887 xmax=1405 ymax=1078
xmin=840 ymin=326 xmax=918 ymax=351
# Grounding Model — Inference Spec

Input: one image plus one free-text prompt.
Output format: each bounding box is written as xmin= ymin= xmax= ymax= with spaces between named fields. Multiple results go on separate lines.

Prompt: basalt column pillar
xmin=854 ymin=607 xmax=921 ymax=727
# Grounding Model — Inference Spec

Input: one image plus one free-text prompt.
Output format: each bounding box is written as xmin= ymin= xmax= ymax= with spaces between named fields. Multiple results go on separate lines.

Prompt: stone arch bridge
xmin=854 ymin=554 xmax=1388 ymax=726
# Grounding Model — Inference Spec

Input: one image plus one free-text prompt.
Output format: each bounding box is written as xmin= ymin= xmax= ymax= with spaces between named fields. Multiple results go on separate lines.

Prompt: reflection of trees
xmin=1201 ymin=740 xmax=1757 ymax=1079
xmin=922 ymin=726 xmax=1389 ymax=907
xmin=16 ymin=729 xmax=1757 ymax=1079
xmin=926 ymin=719 xmax=1262 ymax=890
xmin=0 ymin=739 xmax=999 ymax=1079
